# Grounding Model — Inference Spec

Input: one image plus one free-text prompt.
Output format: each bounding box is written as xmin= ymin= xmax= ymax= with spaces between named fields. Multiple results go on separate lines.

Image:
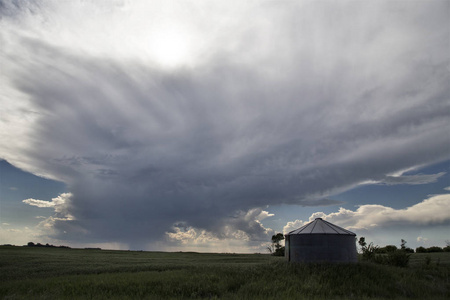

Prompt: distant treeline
xmin=375 ymin=245 xmax=414 ymax=254
xmin=416 ymin=246 xmax=450 ymax=253
xmin=27 ymin=242 xmax=70 ymax=249
xmin=373 ymin=244 xmax=449 ymax=254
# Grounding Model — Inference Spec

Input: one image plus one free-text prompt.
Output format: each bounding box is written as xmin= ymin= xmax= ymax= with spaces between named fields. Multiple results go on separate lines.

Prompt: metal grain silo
xmin=285 ymin=218 xmax=357 ymax=263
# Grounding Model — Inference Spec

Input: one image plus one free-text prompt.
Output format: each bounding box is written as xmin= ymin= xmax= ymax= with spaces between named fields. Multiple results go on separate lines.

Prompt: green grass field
xmin=0 ymin=246 xmax=449 ymax=299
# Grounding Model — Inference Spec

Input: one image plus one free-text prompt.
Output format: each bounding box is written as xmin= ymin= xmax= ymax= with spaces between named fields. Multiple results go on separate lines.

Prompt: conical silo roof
xmin=286 ymin=218 xmax=355 ymax=235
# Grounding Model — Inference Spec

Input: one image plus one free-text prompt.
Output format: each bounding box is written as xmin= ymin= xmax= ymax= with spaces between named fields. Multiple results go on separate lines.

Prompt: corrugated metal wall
xmin=285 ymin=234 xmax=357 ymax=263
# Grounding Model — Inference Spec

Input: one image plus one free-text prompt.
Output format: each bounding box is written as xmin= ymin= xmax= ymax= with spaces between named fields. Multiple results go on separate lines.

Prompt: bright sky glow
xmin=149 ymin=26 xmax=194 ymax=67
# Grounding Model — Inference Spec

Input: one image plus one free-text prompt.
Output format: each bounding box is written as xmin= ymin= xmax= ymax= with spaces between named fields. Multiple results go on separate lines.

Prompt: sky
xmin=0 ymin=0 xmax=449 ymax=252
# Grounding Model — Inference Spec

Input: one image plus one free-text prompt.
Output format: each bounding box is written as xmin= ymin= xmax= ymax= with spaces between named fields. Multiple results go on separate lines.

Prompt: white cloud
xmin=164 ymin=223 xmax=271 ymax=253
xmin=165 ymin=207 xmax=274 ymax=252
xmin=23 ymin=198 xmax=56 ymax=208
xmin=22 ymin=193 xmax=73 ymax=218
xmin=226 ymin=208 xmax=275 ymax=241
xmin=283 ymin=220 xmax=305 ymax=234
xmin=309 ymin=212 xmax=328 ymax=221
xmin=417 ymin=236 xmax=428 ymax=243
xmin=377 ymin=172 xmax=446 ymax=185
xmin=284 ymin=194 xmax=450 ymax=248
xmin=21 ymin=193 xmax=75 ymax=243
xmin=166 ymin=224 xmax=218 ymax=245
xmin=320 ymin=194 xmax=450 ymax=230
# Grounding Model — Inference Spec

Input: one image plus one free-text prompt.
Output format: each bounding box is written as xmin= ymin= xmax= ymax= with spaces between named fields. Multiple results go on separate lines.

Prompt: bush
xmin=384 ymin=250 xmax=411 ymax=267
xmin=359 ymin=237 xmax=411 ymax=267
xmin=384 ymin=245 xmax=398 ymax=253
xmin=377 ymin=245 xmax=398 ymax=253
xmin=443 ymin=246 xmax=450 ymax=252
xmin=416 ymin=246 xmax=427 ymax=253
xmin=358 ymin=237 xmax=379 ymax=262
xmin=427 ymin=246 xmax=443 ymax=253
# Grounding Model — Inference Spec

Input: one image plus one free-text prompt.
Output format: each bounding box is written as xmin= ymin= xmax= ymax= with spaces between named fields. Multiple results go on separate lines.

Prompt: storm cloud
xmin=1 ymin=0 xmax=449 ymax=250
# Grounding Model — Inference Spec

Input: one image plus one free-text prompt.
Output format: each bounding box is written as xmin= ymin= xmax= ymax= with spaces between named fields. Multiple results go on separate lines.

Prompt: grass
xmin=0 ymin=246 xmax=449 ymax=299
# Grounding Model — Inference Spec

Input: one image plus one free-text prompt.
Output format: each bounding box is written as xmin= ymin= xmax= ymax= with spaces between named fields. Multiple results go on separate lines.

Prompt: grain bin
xmin=285 ymin=218 xmax=357 ymax=263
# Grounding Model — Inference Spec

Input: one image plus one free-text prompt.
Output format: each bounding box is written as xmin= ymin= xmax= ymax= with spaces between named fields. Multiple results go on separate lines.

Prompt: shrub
xmin=427 ymin=246 xmax=443 ymax=253
xmin=384 ymin=249 xmax=411 ymax=267
xmin=376 ymin=245 xmax=397 ymax=254
xmin=375 ymin=248 xmax=386 ymax=254
xmin=416 ymin=246 xmax=427 ymax=253
xmin=384 ymin=245 xmax=398 ymax=253
xmin=378 ymin=244 xmax=412 ymax=253
xmin=358 ymin=237 xmax=379 ymax=262
xmin=273 ymin=247 xmax=285 ymax=257
xmin=359 ymin=237 xmax=411 ymax=267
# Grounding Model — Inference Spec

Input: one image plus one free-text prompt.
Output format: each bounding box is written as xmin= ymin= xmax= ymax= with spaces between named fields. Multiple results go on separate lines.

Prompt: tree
xmin=444 ymin=241 xmax=450 ymax=252
xmin=400 ymin=239 xmax=407 ymax=250
xmin=268 ymin=233 xmax=285 ymax=256
xmin=385 ymin=245 xmax=398 ymax=252
xmin=358 ymin=237 xmax=367 ymax=249
xmin=416 ymin=246 xmax=427 ymax=253
xmin=358 ymin=237 xmax=379 ymax=261
xmin=426 ymin=246 xmax=443 ymax=253
xmin=376 ymin=245 xmax=397 ymax=253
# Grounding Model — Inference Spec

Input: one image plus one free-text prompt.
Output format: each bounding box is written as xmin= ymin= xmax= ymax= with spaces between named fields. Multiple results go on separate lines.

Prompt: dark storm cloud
xmin=1 ymin=1 xmax=449 ymax=249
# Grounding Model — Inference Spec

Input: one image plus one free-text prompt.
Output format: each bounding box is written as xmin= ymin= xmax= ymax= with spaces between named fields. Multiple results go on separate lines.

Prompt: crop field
xmin=0 ymin=246 xmax=449 ymax=299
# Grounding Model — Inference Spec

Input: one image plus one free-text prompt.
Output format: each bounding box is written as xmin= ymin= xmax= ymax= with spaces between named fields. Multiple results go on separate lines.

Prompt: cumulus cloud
xmin=165 ymin=223 xmax=270 ymax=253
xmin=165 ymin=207 xmax=274 ymax=251
xmin=23 ymin=198 xmax=58 ymax=208
xmin=285 ymin=193 xmax=450 ymax=248
xmin=283 ymin=220 xmax=306 ymax=234
xmin=21 ymin=193 xmax=75 ymax=243
xmin=417 ymin=236 xmax=428 ymax=244
xmin=23 ymin=193 xmax=73 ymax=219
xmin=166 ymin=224 xmax=219 ymax=245
xmin=321 ymin=194 xmax=450 ymax=230
xmin=1 ymin=1 xmax=449 ymax=249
